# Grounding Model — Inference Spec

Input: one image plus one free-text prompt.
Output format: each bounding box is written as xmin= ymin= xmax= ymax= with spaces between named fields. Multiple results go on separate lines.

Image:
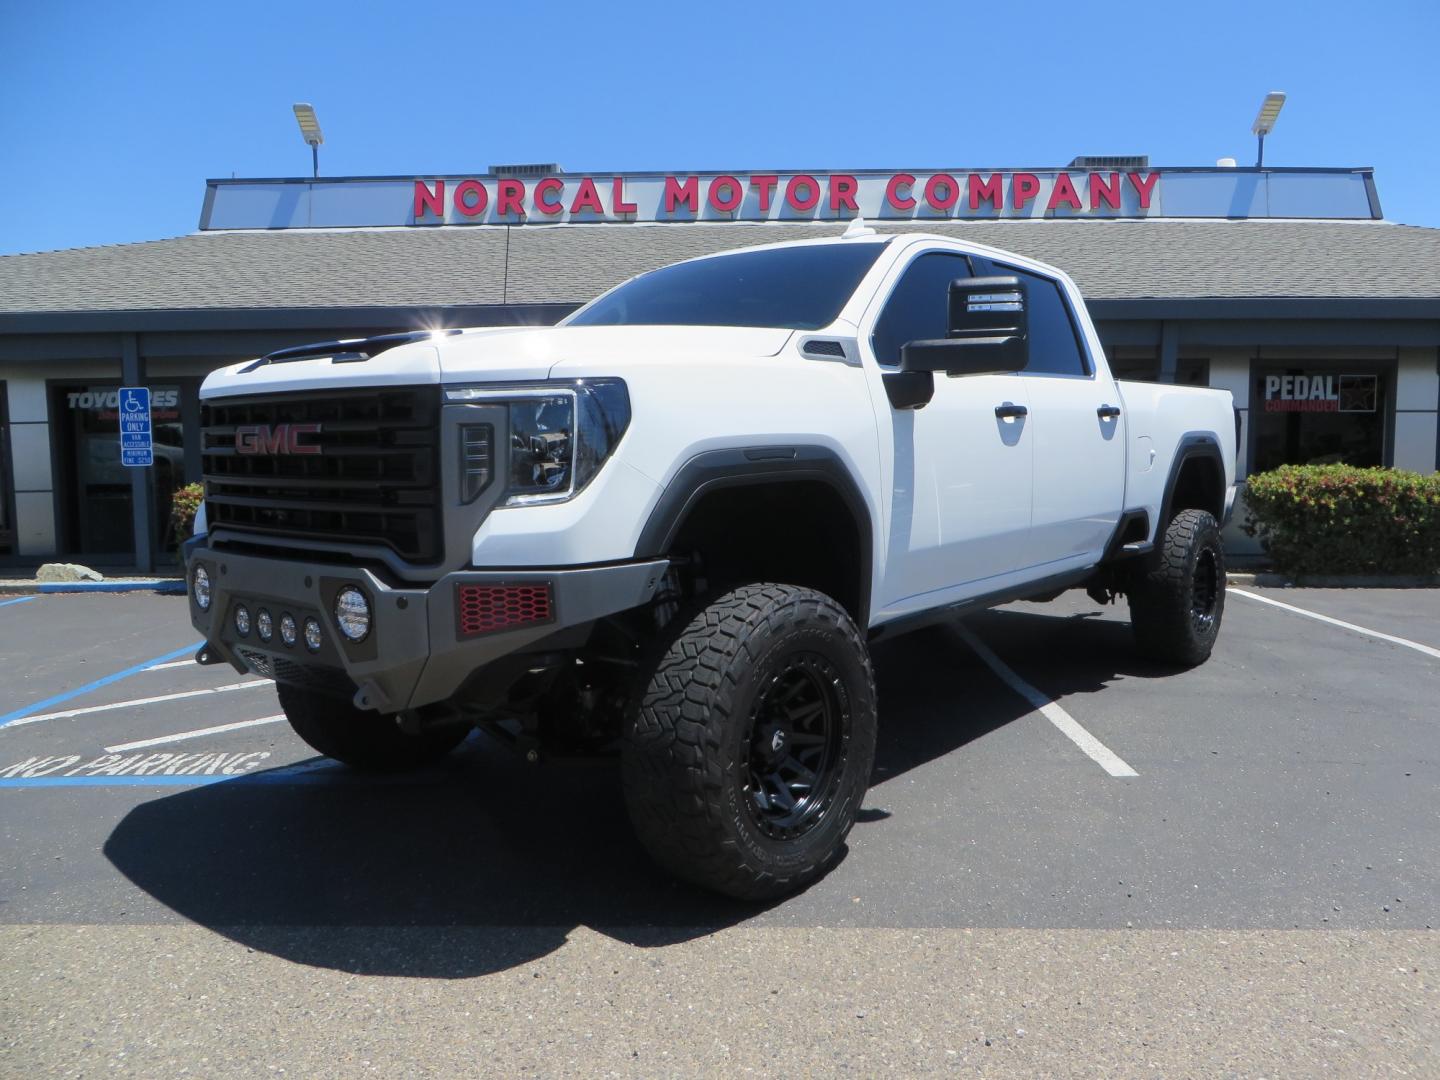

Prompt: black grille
xmin=237 ymin=648 xmax=357 ymax=698
xmin=203 ymin=388 xmax=443 ymax=563
xmin=802 ymin=339 xmax=846 ymax=358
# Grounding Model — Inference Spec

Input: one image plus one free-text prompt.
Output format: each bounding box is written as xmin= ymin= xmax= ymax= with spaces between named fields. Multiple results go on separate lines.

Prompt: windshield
xmin=567 ymin=242 xmax=886 ymax=331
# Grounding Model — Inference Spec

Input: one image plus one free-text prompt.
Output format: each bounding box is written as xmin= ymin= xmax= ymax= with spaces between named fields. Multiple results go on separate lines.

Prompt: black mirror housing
xmin=900 ymin=276 xmax=1029 ymax=377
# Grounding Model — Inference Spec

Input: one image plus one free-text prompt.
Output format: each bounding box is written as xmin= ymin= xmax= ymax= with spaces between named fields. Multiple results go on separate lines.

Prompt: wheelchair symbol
xmin=123 ymin=390 xmax=145 ymax=413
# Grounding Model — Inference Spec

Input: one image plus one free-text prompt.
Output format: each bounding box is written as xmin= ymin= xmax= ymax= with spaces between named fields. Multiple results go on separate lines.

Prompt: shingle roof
xmin=2 ymin=219 xmax=1438 ymax=316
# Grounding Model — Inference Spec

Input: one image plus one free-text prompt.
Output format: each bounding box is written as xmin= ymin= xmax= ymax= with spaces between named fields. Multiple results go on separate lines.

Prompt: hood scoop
xmin=241 ymin=329 xmax=462 ymax=373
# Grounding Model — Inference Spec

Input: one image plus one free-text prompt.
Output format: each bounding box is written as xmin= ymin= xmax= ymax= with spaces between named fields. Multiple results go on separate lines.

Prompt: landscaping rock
xmin=36 ymin=563 xmax=105 ymax=583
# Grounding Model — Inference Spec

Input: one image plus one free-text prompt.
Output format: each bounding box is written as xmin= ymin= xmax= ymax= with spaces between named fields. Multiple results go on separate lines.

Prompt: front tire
xmin=1128 ymin=508 xmax=1226 ymax=666
xmin=278 ymin=683 xmax=468 ymax=772
xmin=622 ymin=584 xmax=877 ymax=901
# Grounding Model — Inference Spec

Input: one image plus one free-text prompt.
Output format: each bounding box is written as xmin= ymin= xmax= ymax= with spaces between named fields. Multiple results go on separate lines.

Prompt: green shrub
xmin=170 ymin=482 xmax=206 ymax=542
xmin=1242 ymin=464 xmax=1440 ymax=576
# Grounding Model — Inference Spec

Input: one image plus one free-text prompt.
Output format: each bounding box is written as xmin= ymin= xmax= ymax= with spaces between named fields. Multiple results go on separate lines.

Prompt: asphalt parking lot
xmin=1 ymin=586 xmax=1436 ymax=1076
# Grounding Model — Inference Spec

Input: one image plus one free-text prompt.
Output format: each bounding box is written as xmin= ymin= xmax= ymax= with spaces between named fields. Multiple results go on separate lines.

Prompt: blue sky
xmin=1 ymin=0 xmax=1437 ymax=255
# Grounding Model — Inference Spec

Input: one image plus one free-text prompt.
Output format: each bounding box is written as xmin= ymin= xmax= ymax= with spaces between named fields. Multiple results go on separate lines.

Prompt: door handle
xmin=1097 ymin=404 xmax=1121 ymax=420
xmin=994 ymin=404 xmax=1029 ymax=421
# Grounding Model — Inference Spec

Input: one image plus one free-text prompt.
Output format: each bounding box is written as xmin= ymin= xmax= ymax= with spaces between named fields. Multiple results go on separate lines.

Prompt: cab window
xmin=984 ymin=262 xmax=1090 ymax=377
xmin=870 ymin=252 xmax=973 ymax=367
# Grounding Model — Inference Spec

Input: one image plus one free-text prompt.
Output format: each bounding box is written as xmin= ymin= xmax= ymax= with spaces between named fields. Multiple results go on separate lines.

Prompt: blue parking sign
xmin=119 ymin=386 xmax=153 ymax=467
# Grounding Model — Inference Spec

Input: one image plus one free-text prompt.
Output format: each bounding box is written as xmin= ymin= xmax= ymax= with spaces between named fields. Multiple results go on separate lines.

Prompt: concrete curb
xmin=1226 ymin=572 xmax=1440 ymax=589
xmin=0 ymin=579 xmax=185 ymax=596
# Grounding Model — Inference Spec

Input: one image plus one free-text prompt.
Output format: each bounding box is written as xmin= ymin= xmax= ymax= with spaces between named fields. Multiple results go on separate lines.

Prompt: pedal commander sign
xmin=1263 ymin=374 xmax=1378 ymax=413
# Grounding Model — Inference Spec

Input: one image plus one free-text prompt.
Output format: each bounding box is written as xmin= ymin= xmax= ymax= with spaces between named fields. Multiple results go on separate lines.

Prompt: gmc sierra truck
xmin=184 ymin=225 xmax=1237 ymax=899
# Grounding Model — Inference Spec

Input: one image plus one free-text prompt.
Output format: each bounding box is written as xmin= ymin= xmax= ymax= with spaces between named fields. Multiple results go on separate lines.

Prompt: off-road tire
xmin=1128 ymin=508 xmax=1226 ymax=666
xmin=278 ymin=683 xmax=468 ymax=772
xmin=622 ymin=583 xmax=877 ymax=901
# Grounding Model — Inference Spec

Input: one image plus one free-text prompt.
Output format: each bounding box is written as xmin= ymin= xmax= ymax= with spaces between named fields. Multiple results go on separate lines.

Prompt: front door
xmin=866 ymin=250 xmax=1035 ymax=613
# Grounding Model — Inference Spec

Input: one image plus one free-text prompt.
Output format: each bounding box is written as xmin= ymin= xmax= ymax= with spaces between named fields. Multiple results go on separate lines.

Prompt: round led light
xmin=233 ymin=605 xmax=251 ymax=637
xmin=256 ymin=609 xmax=273 ymax=642
xmin=279 ymin=613 xmax=298 ymax=647
xmin=192 ymin=565 xmax=212 ymax=611
xmin=303 ymin=617 xmax=323 ymax=652
xmin=334 ymin=586 xmax=371 ymax=643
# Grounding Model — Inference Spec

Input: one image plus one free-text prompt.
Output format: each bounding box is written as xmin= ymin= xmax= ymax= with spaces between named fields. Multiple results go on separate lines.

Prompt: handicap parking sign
xmin=119 ymin=386 xmax=153 ymax=467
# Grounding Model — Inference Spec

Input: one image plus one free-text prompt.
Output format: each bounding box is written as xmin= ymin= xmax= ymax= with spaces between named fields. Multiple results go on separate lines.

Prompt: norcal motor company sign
xmin=409 ymin=170 xmax=1161 ymax=225
xmin=198 ymin=168 xmax=1380 ymax=230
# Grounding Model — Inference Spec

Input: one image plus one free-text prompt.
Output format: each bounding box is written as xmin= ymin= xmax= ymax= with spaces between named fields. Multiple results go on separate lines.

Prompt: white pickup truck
xmin=185 ymin=227 xmax=1237 ymax=898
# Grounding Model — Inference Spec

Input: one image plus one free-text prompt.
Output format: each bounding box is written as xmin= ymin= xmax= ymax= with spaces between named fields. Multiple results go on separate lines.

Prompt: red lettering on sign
xmin=570 ymin=177 xmax=604 ymax=214
xmin=829 ymin=174 xmax=859 ymax=212
xmin=749 ymin=175 xmax=779 ymax=212
xmin=968 ymin=173 xmax=1003 ymax=210
xmin=924 ymin=173 xmax=959 ymax=211
xmin=1089 ymin=172 xmax=1122 ymax=210
xmin=664 ymin=175 xmax=700 ymax=213
xmin=414 ymin=180 xmax=445 ymax=219
xmin=1127 ymin=171 xmax=1159 ymax=209
xmin=497 ymin=179 xmax=526 ymax=217
xmin=454 ymin=179 xmax=488 ymax=217
xmin=885 ymin=173 xmax=916 ymax=211
xmin=786 ymin=175 xmax=820 ymax=211
xmin=1012 ymin=173 xmax=1041 ymax=210
xmin=612 ymin=177 xmax=637 ymax=215
xmin=1047 ymin=173 xmax=1083 ymax=211
xmin=534 ymin=177 xmax=564 ymax=215
xmin=709 ymin=175 xmax=743 ymax=212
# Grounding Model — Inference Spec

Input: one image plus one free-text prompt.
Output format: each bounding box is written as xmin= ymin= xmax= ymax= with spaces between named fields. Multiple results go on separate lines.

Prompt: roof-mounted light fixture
xmin=1251 ymin=91 xmax=1286 ymax=167
xmin=292 ymin=103 xmax=324 ymax=178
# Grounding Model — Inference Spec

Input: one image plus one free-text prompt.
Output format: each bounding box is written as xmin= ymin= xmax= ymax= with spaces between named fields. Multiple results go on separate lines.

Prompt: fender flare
xmin=634 ymin=446 xmax=875 ymax=625
xmin=1158 ymin=433 xmax=1227 ymax=533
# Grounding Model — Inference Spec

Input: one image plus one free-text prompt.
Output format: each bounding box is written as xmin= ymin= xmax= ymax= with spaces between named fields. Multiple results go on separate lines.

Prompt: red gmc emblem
xmin=235 ymin=422 xmax=323 ymax=455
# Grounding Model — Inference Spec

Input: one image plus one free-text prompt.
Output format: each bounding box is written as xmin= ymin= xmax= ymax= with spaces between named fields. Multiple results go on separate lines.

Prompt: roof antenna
xmin=841 ymin=216 xmax=877 ymax=239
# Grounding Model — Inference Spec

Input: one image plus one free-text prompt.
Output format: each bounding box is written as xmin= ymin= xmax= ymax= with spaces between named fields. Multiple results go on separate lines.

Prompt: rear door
xmin=980 ymin=259 xmax=1124 ymax=568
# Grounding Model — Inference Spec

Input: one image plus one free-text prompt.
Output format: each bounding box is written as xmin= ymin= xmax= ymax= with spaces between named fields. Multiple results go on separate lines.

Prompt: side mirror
xmin=900 ymin=276 xmax=1029 ymax=377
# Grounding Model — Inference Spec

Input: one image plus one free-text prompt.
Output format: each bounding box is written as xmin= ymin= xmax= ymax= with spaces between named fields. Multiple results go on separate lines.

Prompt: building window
xmin=1251 ymin=368 xmax=1388 ymax=473
xmin=52 ymin=384 xmax=188 ymax=557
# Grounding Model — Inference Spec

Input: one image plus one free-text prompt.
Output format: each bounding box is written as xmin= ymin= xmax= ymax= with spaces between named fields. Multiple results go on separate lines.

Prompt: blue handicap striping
xmin=0 ymin=642 xmax=202 ymax=729
xmin=0 ymin=596 xmax=38 ymax=608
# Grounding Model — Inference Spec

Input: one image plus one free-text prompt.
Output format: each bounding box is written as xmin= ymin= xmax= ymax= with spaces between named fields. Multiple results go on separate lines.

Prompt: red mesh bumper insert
xmin=456 ymin=582 xmax=554 ymax=638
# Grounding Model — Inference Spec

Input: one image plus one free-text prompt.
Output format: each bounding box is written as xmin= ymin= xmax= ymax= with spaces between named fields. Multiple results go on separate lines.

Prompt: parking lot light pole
xmin=292 ymin=103 xmax=323 ymax=178
xmin=1252 ymin=91 xmax=1286 ymax=167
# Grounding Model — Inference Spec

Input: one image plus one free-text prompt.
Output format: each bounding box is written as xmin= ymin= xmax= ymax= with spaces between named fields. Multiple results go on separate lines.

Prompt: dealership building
xmin=1 ymin=161 xmax=1438 ymax=570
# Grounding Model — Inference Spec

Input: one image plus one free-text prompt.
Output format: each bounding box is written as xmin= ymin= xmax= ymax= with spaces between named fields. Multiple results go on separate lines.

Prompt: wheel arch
xmin=635 ymin=446 xmax=875 ymax=626
xmin=1160 ymin=434 xmax=1227 ymax=534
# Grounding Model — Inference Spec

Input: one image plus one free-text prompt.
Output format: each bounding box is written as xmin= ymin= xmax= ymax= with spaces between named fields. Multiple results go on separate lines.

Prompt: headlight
xmin=233 ymin=605 xmax=251 ymax=637
xmin=279 ymin=613 xmax=298 ymax=647
xmin=256 ymin=609 xmax=273 ymax=642
xmin=334 ymin=586 xmax=371 ymax=642
xmin=192 ymin=565 xmax=212 ymax=610
xmin=445 ymin=379 xmax=630 ymax=506
xmin=303 ymin=617 xmax=323 ymax=652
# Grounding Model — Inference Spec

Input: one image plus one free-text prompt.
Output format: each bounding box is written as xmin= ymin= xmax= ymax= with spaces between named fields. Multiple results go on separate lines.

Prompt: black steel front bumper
xmin=184 ymin=541 xmax=668 ymax=713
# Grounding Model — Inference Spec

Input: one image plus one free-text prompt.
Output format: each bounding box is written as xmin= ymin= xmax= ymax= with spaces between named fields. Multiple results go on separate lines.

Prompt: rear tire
xmin=1128 ymin=508 xmax=1226 ymax=667
xmin=278 ymin=683 xmax=468 ymax=772
xmin=622 ymin=583 xmax=877 ymax=901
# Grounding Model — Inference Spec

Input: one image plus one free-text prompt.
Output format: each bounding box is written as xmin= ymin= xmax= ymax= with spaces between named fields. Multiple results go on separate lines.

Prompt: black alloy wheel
xmin=741 ymin=654 xmax=848 ymax=841
xmin=1190 ymin=546 xmax=1221 ymax=635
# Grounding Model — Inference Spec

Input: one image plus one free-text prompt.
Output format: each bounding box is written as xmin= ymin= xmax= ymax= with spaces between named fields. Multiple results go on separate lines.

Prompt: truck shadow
xmin=102 ymin=607 xmax=1173 ymax=979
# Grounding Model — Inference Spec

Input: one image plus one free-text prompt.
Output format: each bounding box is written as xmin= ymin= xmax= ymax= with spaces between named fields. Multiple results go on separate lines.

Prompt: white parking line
xmin=105 ymin=714 xmax=286 ymax=752
xmin=952 ymin=623 xmax=1139 ymax=778
xmin=145 ymin=659 xmax=198 ymax=672
xmin=6 ymin=681 xmax=269 ymax=728
xmin=1231 ymin=588 xmax=1440 ymax=660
